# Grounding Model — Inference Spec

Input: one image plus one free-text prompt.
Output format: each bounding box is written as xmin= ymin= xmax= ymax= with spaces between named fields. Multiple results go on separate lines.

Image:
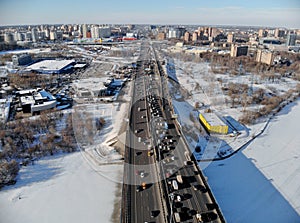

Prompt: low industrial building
xmin=26 ymin=59 xmax=75 ymax=74
xmin=12 ymin=53 xmax=32 ymax=66
xmin=73 ymin=78 xmax=108 ymax=98
xmin=199 ymin=113 xmax=228 ymax=134
xmin=17 ymin=89 xmax=56 ymax=114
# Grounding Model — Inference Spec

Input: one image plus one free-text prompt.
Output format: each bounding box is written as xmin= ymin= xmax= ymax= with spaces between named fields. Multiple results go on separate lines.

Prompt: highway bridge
xmin=121 ymin=40 xmax=225 ymax=223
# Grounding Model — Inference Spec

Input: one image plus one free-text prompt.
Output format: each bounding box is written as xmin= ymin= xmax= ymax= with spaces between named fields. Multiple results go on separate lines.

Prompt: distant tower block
xmin=192 ymin=32 xmax=198 ymax=42
xmin=184 ymin=32 xmax=191 ymax=42
xmin=227 ymin=33 xmax=234 ymax=43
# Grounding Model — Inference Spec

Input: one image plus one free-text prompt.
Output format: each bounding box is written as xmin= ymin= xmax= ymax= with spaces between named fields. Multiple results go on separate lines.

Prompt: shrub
xmin=0 ymin=160 xmax=19 ymax=188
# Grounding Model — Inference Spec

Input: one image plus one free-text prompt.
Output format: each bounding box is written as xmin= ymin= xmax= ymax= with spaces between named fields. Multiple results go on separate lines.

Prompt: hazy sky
xmin=0 ymin=0 xmax=299 ymax=28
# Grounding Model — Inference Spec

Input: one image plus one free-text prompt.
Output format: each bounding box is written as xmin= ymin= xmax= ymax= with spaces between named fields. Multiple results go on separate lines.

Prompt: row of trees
xmin=168 ymin=50 xmax=300 ymax=80
xmin=9 ymin=73 xmax=57 ymax=90
xmin=239 ymin=85 xmax=300 ymax=124
xmin=0 ymin=111 xmax=78 ymax=188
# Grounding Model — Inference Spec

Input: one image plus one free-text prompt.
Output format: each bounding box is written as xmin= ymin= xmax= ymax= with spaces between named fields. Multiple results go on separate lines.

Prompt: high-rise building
xmin=286 ymin=33 xmax=297 ymax=46
xmin=168 ymin=29 xmax=178 ymax=38
xmin=25 ymin=32 xmax=32 ymax=41
xmin=44 ymin=28 xmax=50 ymax=39
xmin=208 ymin=27 xmax=213 ymax=37
xmin=210 ymin=28 xmax=219 ymax=38
xmin=82 ymin=24 xmax=88 ymax=38
xmin=184 ymin=32 xmax=191 ymax=42
xmin=4 ymin=33 xmax=14 ymax=43
xmin=31 ymin=28 xmax=38 ymax=42
xmin=91 ymin=26 xmax=100 ymax=38
xmin=38 ymin=31 xmax=45 ymax=40
xmin=230 ymin=44 xmax=248 ymax=57
xmin=157 ymin=32 xmax=166 ymax=40
xmin=256 ymin=49 xmax=274 ymax=65
xmin=50 ymin=31 xmax=57 ymax=40
xmin=192 ymin=32 xmax=198 ymax=42
xmin=227 ymin=33 xmax=234 ymax=43
xmin=168 ymin=27 xmax=185 ymax=39
xmin=258 ymin=29 xmax=267 ymax=38
xmin=14 ymin=32 xmax=24 ymax=41
xmin=99 ymin=27 xmax=111 ymax=38
xmin=56 ymin=31 xmax=63 ymax=40
xmin=274 ymin=28 xmax=285 ymax=38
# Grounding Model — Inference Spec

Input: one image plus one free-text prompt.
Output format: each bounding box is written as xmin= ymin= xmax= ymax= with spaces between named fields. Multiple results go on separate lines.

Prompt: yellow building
xmin=199 ymin=113 xmax=228 ymax=134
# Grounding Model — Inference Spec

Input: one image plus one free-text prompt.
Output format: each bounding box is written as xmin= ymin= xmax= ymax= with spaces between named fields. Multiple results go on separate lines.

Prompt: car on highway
xmin=140 ymin=171 xmax=145 ymax=178
xmin=191 ymin=183 xmax=199 ymax=191
xmin=150 ymin=210 xmax=160 ymax=218
xmin=136 ymin=185 xmax=141 ymax=192
xmin=184 ymin=160 xmax=193 ymax=166
xmin=135 ymin=151 xmax=142 ymax=156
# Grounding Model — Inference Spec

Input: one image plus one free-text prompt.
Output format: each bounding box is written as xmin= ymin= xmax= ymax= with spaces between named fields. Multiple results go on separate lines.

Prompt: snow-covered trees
xmin=0 ymin=160 xmax=19 ymax=188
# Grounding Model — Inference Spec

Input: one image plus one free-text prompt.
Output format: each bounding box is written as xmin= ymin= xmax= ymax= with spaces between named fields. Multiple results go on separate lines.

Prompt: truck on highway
xmin=172 ymin=180 xmax=178 ymax=190
xmin=176 ymin=175 xmax=183 ymax=184
xmin=196 ymin=213 xmax=203 ymax=222
xmin=174 ymin=212 xmax=181 ymax=222
xmin=142 ymin=182 xmax=147 ymax=190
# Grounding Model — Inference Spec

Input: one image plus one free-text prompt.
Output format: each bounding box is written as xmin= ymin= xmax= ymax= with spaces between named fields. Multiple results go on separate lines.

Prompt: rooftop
xmin=26 ymin=59 xmax=75 ymax=72
xmin=201 ymin=112 xmax=227 ymax=127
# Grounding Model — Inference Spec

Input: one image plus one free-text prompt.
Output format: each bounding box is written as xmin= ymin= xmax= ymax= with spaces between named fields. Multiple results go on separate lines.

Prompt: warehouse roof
xmin=26 ymin=59 xmax=75 ymax=72
xmin=201 ymin=113 xmax=226 ymax=127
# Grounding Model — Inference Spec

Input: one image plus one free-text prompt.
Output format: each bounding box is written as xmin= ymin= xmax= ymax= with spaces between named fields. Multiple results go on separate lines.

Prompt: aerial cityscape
xmin=0 ymin=0 xmax=299 ymax=223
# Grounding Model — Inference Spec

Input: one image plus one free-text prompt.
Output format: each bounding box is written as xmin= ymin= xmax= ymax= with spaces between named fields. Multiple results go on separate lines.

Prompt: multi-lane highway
xmin=121 ymin=40 xmax=225 ymax=223
xmin=122 ymin=41 xmax=167 ymax=223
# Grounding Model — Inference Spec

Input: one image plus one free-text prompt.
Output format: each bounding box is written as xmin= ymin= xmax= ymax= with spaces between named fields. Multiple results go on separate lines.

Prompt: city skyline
xmin=0 ymin=0 xmax=300 ymax=28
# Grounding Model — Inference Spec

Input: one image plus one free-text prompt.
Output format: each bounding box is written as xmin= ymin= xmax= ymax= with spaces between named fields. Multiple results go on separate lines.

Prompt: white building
xmin=82 ymin=24 xmax=88 ymax=38
xmin=91 ymin=26 xmax=100 ymax=39
xmin=26 ymin=59 xmax=75 ymax=74
xmin=4 ymin=33 xmax=14 ymax=43
xmin=168 ymin=29 xmax=179 ymax=38
xmin=31 ymin=28 xmax=38 ymax=42
xmin=17 ymin=89 xmax=56 ymax=114
xmin=50 ymin=31 xmax=57 ymax=40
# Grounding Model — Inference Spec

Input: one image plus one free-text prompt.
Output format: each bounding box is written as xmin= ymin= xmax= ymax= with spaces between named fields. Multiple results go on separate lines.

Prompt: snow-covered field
xmin=0 ymin=100 xmax=127 ymax=223
xmin=202 ymin=99 xmax=300 ymax=222
xmin=0 ymin=152 xmax=121 ymax=223
xmin=165 ymin=56 xmax=300 ymax=222
xmin=0 ymin=83 xmax=131 ymax=223
xmin=0 ymin=45 xmax=137 ymax=223
xmin=0 ymin=48 xmax=52 ymax=55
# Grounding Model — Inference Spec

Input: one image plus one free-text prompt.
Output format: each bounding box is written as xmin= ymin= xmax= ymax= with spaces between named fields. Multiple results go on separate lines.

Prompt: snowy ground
xmin=0 ymin=48 xmax=52 ymax=55
xmin=0 ymin=65 xmax=132 ymax=223
xmin=0 ymin=99 xmax=127 ymax=223
xmin=202 ymin=99 xmax=300 ymax=222
xmin=0 ymin=152 xmax=122 ymax=223
xmin=166 ymin=56 xmax=299 ymax=160
xmin=165 ymin=56 xmax=300 ymax=222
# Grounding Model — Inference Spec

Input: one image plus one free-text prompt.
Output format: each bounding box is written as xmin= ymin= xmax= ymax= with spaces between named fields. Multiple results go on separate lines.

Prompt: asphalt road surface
xmin=121 ymin=40 xmax=224 ymax=223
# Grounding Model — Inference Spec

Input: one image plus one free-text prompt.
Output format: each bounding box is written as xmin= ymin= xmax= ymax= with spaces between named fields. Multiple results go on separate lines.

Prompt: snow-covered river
xmin=202 ymin=99 xmax=300 ymax=222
